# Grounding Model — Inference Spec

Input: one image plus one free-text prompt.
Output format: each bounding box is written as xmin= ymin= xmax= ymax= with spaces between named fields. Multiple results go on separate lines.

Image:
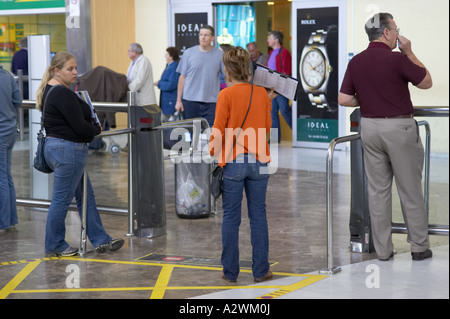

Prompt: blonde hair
xmin=223 ymin=46 xmax=251 ymax=82
xmin=36 ymin=52 xmax=76 ymax=111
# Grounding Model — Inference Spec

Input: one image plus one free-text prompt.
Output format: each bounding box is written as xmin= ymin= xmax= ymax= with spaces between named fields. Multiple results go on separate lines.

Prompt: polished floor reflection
xmin=1 ymin=136 xmax=448 ymax=299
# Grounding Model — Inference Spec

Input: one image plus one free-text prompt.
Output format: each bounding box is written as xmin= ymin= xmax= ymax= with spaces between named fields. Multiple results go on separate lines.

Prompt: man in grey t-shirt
xmin=175 ymin=25 xmax=225 ymax=127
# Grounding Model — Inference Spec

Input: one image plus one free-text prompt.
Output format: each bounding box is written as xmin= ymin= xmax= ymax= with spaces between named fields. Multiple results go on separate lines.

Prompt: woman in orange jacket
xmin=209 ymin=46 xmax=276 ymax=283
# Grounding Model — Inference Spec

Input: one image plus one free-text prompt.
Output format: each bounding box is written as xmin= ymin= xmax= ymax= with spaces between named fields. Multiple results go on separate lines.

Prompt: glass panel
xmin=216 ymin=3 xmax=256 ymax=48
xmin=0 ymin=14 xmax=66 ymax=72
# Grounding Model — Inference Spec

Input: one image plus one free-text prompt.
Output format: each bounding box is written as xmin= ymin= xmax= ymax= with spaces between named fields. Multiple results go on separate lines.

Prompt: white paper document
xmin=76 ymin=90 xmax=100 ymax=124
xmin=252 ymin=64 xmax=299 ymax=101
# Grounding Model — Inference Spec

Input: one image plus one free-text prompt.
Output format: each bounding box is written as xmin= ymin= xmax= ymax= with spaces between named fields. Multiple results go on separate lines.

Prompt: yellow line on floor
xmin=12 ymin=284 xmax=292 ymax=295
xmin=0 ymin=260 xmax=41 ymax=299
xmin=1 ymin=257 xmax=328 ymax=299
xmin=13 ymin=287 xmax=155 ymax=294
xmin=61 ymin=257 xmax=314 ymax=278
xmin=62 ymin=257 xmax=225 ymax=271
xmin=150 ymin=265 xmax=175 ymax=299
xmin=257 ymin=274 xmax=328 ymax=299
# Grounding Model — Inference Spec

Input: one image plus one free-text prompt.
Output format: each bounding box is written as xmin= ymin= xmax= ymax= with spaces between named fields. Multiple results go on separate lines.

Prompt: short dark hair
xmin=200 ymin=24 xmax=215 ymax=37
xmin=166 ymin=46 xmax=180 ymax=61
xmin=269 ymin=30 xmax=284 ymax=45
xmin=365 ymin=12 xmax=394 ymax=42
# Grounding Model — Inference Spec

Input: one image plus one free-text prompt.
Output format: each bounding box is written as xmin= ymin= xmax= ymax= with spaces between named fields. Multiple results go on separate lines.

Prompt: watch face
xmin=301 ymin=48 xmax=327 ymax=89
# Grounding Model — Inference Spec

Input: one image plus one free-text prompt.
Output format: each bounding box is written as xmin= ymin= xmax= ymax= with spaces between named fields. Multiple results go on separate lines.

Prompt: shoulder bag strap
xmin=224 ymin=83 xmax=254 ymax=163
xmin=40 ymin=85 xmax=62 ymax=131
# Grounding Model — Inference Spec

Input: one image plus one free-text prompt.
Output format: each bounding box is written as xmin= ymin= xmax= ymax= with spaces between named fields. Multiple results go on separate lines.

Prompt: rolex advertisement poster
xmin=297 ymin=7 xmax=339 ymax=144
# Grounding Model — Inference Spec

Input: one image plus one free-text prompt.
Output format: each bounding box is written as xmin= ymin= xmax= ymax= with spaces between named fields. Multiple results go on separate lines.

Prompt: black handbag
xmin=33 ymin=85 xmax=61 ymax=174
xmin=210 ymin=164 xmax=224 ymax=198
xmin=210 ymin=84 xmax=254 ymax=199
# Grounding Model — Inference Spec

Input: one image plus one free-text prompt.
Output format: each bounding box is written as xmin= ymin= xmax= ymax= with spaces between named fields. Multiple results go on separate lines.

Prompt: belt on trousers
xmin=371 ymin=114 xmax=414 ymax=119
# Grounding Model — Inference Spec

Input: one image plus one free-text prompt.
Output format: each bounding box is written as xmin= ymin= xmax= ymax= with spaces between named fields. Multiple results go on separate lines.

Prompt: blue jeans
xmin=0 ymin=130 xmax=18 ymax=229
xmin=182 ymin=99 xmax=216 ymax=128
xmin=271 ymin=95 xmax=292 ymax=142
xmin=221 ymin=154 xmax=270 ymax=280
xmin=44 ymin=137 xmax=111 ymax=254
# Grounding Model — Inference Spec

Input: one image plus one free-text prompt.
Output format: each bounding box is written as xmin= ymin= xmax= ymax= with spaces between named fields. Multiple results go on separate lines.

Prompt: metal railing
xmin=13 ymin=71 xmax=28 ymax=141
xmin=16 ymin=93 xmax=212 ymax=256
xmin=321 ymin=108 xmax=449 ymax=275
xmin=18 ymin=94 xmax=135 ymax=257
xmin=16 ymin=98 xmax=133 ymax=217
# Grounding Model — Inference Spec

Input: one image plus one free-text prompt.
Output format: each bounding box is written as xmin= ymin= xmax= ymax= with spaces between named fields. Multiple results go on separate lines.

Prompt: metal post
xmin=125 ymin=92 xmax=136 ymax=237
xmin=80 ymin=169 xmax=88 ymax=257
xmin=17 ymin=70 xmax=25 ymax=141
xmin=321 ymin=134 xmax=361 ymax=275
xmin=320 ymin=138 xmax=340 ymax=275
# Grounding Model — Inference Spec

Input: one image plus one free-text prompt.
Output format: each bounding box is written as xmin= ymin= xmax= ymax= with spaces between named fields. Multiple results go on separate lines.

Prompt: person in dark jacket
xmin=11 ymin=37 xmax=29 ymax=100
xmin=35 ymin=52 xmax=124 ymax=257
xmin=154 ymin=47 xmax=180 ymax=122
xmin=0 ymin=65 xmax=22 ymax=232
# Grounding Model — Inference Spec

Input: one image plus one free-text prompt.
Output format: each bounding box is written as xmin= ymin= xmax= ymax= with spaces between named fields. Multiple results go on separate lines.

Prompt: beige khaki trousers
xmin=360 ymin=117 xmax=429 ymax=259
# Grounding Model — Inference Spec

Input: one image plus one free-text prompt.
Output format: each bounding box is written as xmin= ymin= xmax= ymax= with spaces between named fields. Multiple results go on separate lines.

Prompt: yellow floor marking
xmin=0 ymin=260 xmax=41 ymax=299
xmin=150 ymin=265 xmax=175 ymax=299
xmin=13 ymin=284 xmax=281 ymax=294
xmin=1 ymin=257 xmax=328 ymax=299
xmin=257 ymin=274 xmax=328 ymax=299
xmin=14 ymin=287 xmax=156 ymax=294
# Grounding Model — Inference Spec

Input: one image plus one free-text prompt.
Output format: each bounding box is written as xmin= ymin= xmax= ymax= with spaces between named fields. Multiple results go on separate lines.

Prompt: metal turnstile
xmin=349 ymin=109 xmax=374 ymax=253
xmin=130 ymin=104 xmax=166 ymax=238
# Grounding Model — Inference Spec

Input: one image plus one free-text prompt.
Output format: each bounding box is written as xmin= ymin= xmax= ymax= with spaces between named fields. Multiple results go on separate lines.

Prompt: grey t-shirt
xmin=177 ymin=45 xmax=224 ymax=103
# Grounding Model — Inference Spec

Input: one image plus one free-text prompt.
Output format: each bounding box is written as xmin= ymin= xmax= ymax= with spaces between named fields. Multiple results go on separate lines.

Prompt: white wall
xmin=134 ymin=0 xmax=169 ymax=106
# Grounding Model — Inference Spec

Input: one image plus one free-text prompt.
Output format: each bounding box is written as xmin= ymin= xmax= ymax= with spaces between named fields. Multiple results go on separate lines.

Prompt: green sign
xmin=297 ymin=118 xmax=339 ymax=144
xmin=0 ymin=0 xmax=65 ymax=11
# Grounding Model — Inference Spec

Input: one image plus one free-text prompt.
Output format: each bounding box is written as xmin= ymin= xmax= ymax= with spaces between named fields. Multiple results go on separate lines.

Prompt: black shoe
xmin=411 ymin=249 xmax=433 ymax=261
xmin=95 ymin=238 xmax=125 ymax=253
xmin=46 ymin=247 xmax=79 ymax=257
xmin=378 ymin=250 xmax=396 ymax=261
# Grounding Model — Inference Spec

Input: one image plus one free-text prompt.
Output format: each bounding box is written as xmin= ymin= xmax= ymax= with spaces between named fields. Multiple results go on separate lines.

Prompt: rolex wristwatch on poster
xmin=300 ymin=25 xmax=336 ymax=109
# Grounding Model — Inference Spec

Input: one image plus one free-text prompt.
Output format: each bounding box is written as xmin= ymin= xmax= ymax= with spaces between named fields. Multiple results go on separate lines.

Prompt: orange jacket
xmin=209 ymin=83 xmax=272 ymax=167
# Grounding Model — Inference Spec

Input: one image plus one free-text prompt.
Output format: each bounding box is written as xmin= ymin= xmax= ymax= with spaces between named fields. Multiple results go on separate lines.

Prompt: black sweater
xmin=43 ymin=85 xmax=101 ymax=143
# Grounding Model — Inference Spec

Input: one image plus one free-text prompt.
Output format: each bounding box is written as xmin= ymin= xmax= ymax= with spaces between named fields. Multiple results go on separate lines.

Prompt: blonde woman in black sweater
xmin=36 ymin=52 xmax=124 ymax=257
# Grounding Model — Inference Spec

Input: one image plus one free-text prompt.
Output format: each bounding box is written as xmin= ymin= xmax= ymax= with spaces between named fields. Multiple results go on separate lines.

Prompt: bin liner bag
xmin=176 ymin=162 xmax=210 ymax=219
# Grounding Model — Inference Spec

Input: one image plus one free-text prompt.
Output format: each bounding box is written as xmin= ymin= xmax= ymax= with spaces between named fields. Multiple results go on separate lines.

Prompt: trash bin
xmin=349 ymin=109 xmax=374 ymax=253
xmin=175 ymin=153 xmax=211 ymax=219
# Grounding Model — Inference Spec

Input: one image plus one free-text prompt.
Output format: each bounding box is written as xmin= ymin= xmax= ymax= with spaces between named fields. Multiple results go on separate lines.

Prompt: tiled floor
xmin=1 ymin=134 xmax=448 ymax=300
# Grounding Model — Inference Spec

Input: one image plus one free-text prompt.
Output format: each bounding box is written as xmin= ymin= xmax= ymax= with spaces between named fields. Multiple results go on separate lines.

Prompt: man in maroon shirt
xmin=339 ymin=13 xmax=433 ymax=261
